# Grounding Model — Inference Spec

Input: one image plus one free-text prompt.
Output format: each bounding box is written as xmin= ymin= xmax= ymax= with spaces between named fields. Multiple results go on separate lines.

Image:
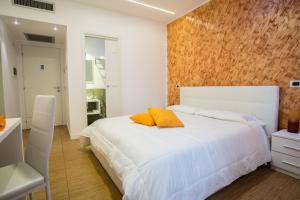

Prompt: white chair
xmin=0 ymin=95 xmax=56 ymax=200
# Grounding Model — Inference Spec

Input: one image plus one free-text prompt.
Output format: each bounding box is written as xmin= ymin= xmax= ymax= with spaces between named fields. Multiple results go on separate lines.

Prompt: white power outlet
xmin=290 ymin=80 xmax=300 ymax=88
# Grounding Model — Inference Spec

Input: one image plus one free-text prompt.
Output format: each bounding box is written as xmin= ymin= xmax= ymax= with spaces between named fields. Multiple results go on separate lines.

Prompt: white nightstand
xmin=271 ymin=129 xmax=300 ymax=179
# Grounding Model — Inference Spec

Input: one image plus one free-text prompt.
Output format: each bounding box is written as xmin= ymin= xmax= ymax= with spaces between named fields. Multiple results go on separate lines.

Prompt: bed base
xmin=80 ymin=136 xmax=124 ymax=194
xmin=86 ymin=139 xmax=271 ymax=198
xmin=90 ymin=145 xmax=124 ymax=194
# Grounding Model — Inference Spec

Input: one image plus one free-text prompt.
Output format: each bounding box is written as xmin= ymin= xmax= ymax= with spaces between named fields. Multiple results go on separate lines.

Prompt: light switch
xmin=290 ymin=80 xmax=300 ymax=88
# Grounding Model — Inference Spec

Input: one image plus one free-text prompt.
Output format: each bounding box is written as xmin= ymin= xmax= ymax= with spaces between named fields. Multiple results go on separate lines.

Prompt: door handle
xmin=54 ymin=86 xmax=61 ymax=92
xmin=282 ymin=161 xmax=300 ymax=169
xmin=107 ymin=85 xmax=118 ymax=88
xmin=283 ymin=145 xmax=300 ymax=152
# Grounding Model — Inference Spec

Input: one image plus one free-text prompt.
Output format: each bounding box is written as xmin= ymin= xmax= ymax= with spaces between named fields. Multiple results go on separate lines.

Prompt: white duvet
xmin=81 ymin=109 xmax=271 ymax=200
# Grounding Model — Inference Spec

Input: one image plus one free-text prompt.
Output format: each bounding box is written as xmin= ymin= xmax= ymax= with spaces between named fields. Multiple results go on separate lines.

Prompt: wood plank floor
xmin=23 ymin=126 xmax=300 ymax=200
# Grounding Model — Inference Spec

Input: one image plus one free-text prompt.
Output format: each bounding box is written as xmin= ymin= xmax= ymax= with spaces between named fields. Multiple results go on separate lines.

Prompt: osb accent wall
xmin=167 ymin=0 xmax=300 ymax=129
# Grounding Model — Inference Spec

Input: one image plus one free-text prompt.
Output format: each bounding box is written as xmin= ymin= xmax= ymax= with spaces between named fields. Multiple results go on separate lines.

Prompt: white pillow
xmin=243 ymin=115 xmax=266 ymax=127
xmin=168 ymin=105 xmax=265 ymax=127
xmin=194 ymin=108 xmax=265 ymax=126
xmin=166 ymin=105 xmax=197 ymax=115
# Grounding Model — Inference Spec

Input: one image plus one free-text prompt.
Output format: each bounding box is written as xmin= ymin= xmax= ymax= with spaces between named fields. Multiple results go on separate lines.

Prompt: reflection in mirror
xmin=0 ymin=46 xmax=4 ymax=115
xmin=86 ymin=60 xmax=94 ymax=83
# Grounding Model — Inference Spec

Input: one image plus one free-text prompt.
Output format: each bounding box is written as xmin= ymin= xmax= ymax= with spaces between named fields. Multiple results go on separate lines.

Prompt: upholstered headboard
xmin=180 ymin=86 xmax=279 ymax=135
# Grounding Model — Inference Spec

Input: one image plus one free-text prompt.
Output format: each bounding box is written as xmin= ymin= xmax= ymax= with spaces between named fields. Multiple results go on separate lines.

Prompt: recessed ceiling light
xmin=13 ymin=19 xmax=20 ymax=25
xmin=126 ymin=0 xmax=175 ymax=15
xmin=53 ymin=26 xmax=58 ymax=31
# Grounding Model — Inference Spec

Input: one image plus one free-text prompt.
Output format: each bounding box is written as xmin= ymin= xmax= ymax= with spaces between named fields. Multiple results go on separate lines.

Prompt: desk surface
xmin=0 ymin=118 xmax=21 ymax=143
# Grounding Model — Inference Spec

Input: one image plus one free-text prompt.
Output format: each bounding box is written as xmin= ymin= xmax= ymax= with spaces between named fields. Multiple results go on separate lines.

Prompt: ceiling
xmin=0 ymin=15 xmax=66 ymax=44
xmin=68 ymin=0 xmax=208 ymax=23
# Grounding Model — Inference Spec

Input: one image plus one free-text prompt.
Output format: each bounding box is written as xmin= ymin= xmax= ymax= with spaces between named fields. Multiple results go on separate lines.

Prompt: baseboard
xmin=70 ymin=132 xmax=81 ymax=140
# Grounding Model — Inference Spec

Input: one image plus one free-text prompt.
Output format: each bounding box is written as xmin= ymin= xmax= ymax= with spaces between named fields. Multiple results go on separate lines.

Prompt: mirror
xmin=0 ymin=45 xmax=5 ymax=115
xmin=86 ymin=60 xmax=94 ymax=83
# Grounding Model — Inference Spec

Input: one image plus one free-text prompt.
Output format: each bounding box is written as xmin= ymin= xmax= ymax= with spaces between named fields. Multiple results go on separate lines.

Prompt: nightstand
xmin=271 ymin=129 xmax=300 ymax=179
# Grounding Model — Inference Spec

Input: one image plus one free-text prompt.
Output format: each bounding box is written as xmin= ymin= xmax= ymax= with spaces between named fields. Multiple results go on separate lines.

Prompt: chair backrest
xmin=25 ymin=95 xmax=56 ymax=181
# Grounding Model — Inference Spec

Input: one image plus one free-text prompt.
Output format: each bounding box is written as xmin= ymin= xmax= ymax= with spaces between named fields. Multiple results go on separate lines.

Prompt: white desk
xmin=0 ymin=118 xmax=23 ymax=167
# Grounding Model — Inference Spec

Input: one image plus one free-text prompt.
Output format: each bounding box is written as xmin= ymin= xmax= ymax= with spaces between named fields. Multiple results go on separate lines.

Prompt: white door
xmin=105 ymin=40 xmax=122 ymax=117
xmin=22 ymin=45 xmax=62 ymax=128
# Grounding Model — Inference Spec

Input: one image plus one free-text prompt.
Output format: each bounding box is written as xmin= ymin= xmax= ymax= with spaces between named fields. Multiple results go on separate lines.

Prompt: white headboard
xmin=180 ymin=86 xmax=279 ymax=135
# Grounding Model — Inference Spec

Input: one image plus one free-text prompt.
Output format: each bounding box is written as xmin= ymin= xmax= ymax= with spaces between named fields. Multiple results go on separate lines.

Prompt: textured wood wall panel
xmin=167 ymin=0 xmax=300 ymax=129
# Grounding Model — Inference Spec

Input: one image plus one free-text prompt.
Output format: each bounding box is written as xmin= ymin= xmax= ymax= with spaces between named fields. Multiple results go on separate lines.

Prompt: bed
xmin=80 ymin=86 xmax=279 ymax=200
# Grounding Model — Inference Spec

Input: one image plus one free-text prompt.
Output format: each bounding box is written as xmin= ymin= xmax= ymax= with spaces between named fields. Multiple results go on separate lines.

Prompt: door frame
xmin=18 ymin=42 xmax=65 ymax=129
xmin=82 ymin=33 xmax=120 ymax=127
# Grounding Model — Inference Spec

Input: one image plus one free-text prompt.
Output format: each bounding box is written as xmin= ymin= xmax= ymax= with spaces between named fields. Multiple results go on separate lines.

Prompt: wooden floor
xmin=23 ymin=126 xmax=300 ymax=200
xmin=23 ymin=126 xmax=122 ymax=200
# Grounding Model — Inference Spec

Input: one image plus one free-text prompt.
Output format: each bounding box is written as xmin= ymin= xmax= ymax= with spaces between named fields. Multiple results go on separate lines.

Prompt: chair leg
xmin=45 ymin=181 xmax=51 ymax=200
xmin=29 ymin=192 xmax=34 ymax=200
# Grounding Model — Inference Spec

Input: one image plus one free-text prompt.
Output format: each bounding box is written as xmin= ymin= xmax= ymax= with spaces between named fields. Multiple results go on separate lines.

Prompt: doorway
xmin=0 ymin=15 xmax=67 ymax=130
xmin=85 ymin=35 xmax=121 ymax=125
xmin=22 ymin=45 xmax=63 ymax=127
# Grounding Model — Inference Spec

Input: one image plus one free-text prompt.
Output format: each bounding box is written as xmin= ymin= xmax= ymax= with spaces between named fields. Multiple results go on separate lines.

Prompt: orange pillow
xmin=130 ymin=113 xmax=155 ymax=126
xmin=148 ymin=108 xmax=184 ymax=128
xmin=0 ymin=115 xmax=5 ymax=131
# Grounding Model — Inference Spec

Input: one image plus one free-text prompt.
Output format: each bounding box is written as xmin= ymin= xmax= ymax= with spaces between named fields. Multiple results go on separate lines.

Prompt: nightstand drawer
xmin=272 ymin=151 xmax=300 ymax=175
xmin=272 ymin=136 xmax=300 ymax=158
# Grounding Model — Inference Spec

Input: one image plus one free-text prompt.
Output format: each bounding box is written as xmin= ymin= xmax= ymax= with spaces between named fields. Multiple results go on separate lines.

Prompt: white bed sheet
xmin=81 ymin=112 xmax=271 ymax=200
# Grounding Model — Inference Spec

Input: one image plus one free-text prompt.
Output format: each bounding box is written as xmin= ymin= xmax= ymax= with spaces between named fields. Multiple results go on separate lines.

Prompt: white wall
xmin=0 ymin=45 xmax=4 ymax=115
xmin=0 ymin=19 xmax=19 ymax=118
xmin=0 ymin=0 xmax=167 ymax=138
